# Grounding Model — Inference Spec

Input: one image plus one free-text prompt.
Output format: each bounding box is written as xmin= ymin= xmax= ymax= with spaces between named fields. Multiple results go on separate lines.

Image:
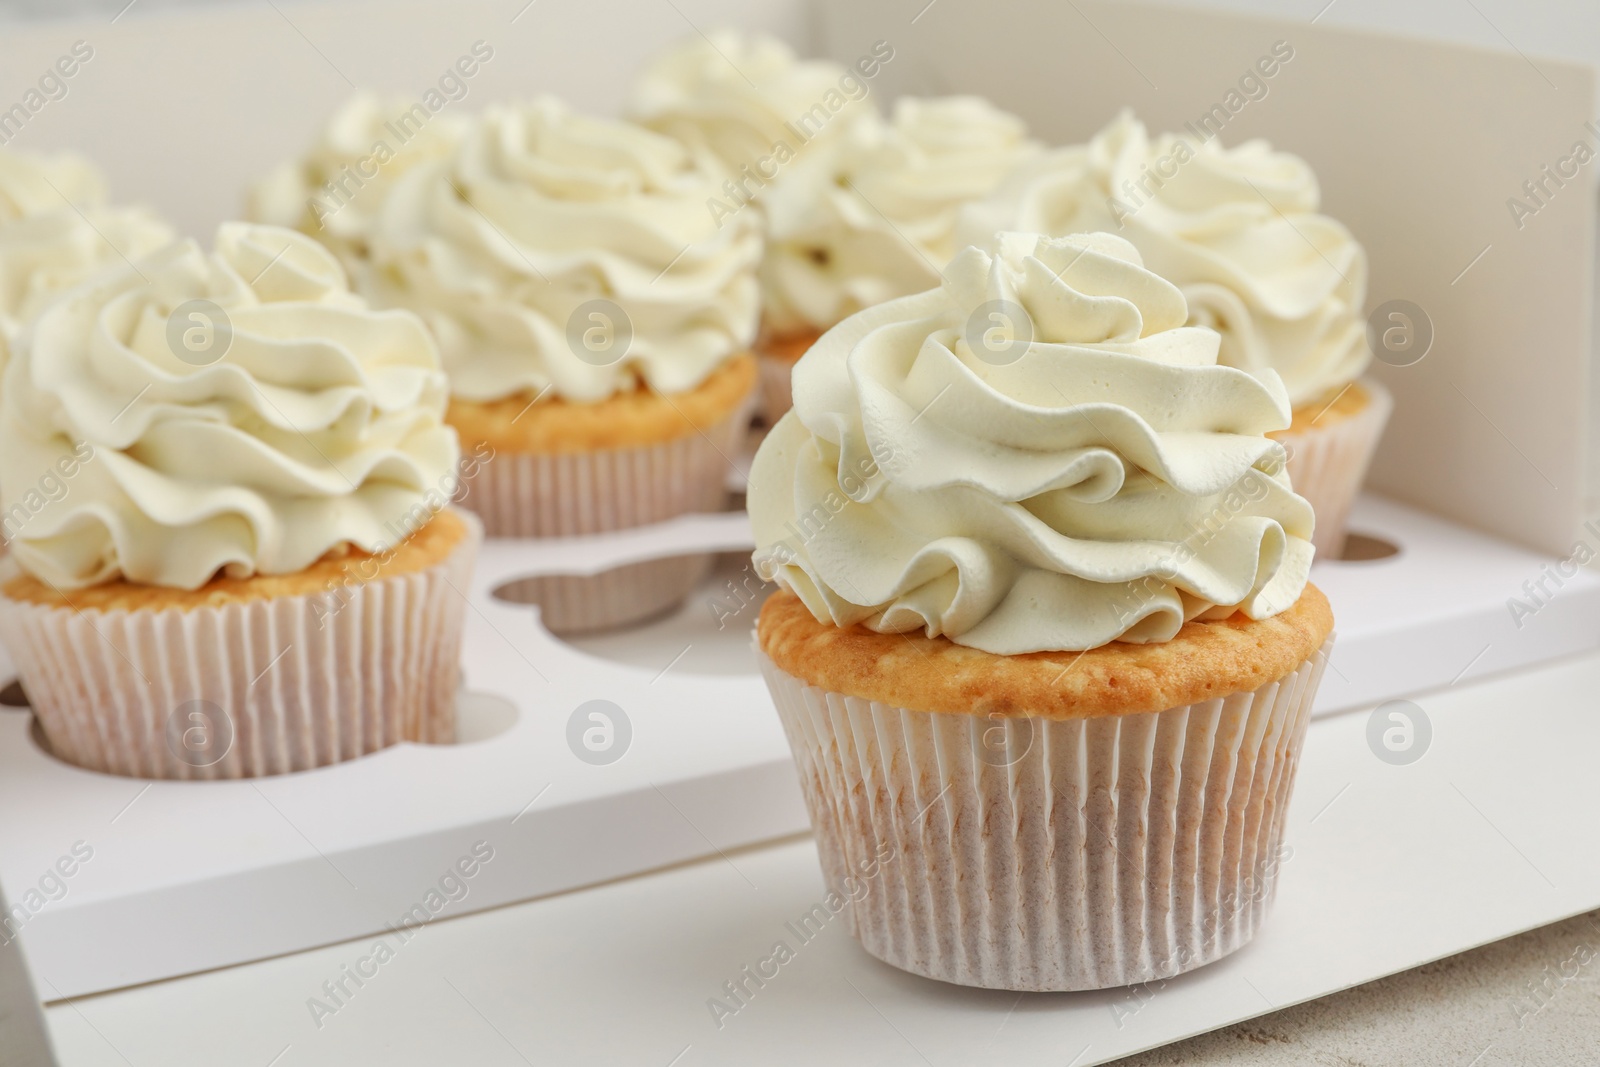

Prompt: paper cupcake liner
xmin=0 ymin=513 xmax=481 ymax=781
xmin=759 ymin=353 xmax=796 ymax=425
xmin=462 ymin=409 xmax=740 ymax=633
xmin=460 ymin=409 xmax=741 ymax=539
xmin=757 ymin=636 xmax=1331 ymax=992
xmin=1278 ymin=377 xmax=1393 ymax=559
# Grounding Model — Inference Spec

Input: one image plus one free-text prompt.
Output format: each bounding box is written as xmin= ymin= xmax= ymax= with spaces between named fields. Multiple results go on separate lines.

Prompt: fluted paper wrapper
xmin=758 ymin=638 xmax=1331 ymax=991
xmin=464 ymin=410 xmax=741 ymax=633
xmin=0 ymin=513 xmax=481 ymax=781
xmin=1279 ymin=377 xmax=1393 ymax=559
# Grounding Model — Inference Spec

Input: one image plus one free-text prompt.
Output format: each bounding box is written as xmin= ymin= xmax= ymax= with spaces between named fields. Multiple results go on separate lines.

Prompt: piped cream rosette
xmin=248 ymin=92 xmax=468 ymax=289
xmin=754 ymin=96 xmax=1041 ymax=422
xmin=752 ymin=231 xmax=1315 ymax=654
xmin=959 ymin=111 xmax=1387 ymax=554
xmin=0 ymin=146 xmax=175 ymax=397
xmin=629 ymin=29 xmax=875 ymax=181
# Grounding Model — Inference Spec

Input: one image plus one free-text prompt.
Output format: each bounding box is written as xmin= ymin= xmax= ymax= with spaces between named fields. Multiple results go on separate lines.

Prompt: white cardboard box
xmin=0 ymin=0 xmax=1597 ymax=1044
xmin=43 ymin=645 xmax=1600 ymax=1066
xmin=5 ymin=493 xmax=1600 ymax=999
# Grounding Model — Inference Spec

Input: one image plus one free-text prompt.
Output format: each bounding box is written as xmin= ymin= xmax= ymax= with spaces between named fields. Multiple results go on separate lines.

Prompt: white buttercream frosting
xmin=248 ymin=92 xmax=468 ymax=284
xmin=761 ymin=95 xmax=1041 ymax=335
xmin=960 ymin=112 xmax=1369 ymax=407
xmin=366 ymin=96 xmax=762 ymax=405
xmin=0 ymin=206 xmax=175 ymax=368
xmin=749 ymin=231 xmax=1314 ymax=655
xmin=0 ymin=223 xmax=459 ymax=591
xmin=0 ymin=148 xmax=175 ymax=385
xmin=629 ymin=30 xmax=871 ymax=176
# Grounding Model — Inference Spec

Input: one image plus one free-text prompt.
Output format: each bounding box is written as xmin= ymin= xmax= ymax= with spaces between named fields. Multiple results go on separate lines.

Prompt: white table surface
xmin=37 ymin=643 xmax=1600 ymax=1067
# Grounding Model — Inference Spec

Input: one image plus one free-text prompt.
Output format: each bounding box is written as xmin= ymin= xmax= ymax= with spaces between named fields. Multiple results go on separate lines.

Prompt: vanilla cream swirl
xmin=960 ymin=112 xmax=1369 ymax=407
xmin=368 ymin=96 xmax=761 ymax=405
xmin=0 ymin=205 xmax=175 ymax=371
xmin=762 ymin=96 xmax=1040 ymax=335
xmin=0 ymin=223 xmax=459 ymax=590
xmin=248 ymin=92 xmax=466 ymax=281
xmin=0 ymin=149 xmax=175 ymax=384
xmin=749 ymin=231 xmax=1314 ymax=654
xmin=629 ymin=30 xmax=869 ymax=176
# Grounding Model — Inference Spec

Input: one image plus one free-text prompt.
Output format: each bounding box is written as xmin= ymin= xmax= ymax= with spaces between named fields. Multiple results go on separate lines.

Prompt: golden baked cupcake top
xmin=3 ymin=509 xmax=469 ymax=612
xmin=759 ymin=582 xmax=1332 ymax=719
xmin=447 ymin=351 xmax=755 ymax=455
xmin=749 ymin=230 xmax=1315 ymax=656
xmin=0 ymin=223 xmax=460 ymax=591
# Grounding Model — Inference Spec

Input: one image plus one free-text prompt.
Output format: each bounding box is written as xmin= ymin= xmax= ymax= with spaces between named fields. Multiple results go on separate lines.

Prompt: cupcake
xmin=0 ymin=148 xmax=174 ymax=381
xmin=754 ymin=95 xmax=1041 ymax=420
xmin=364 ymin=96 xmax=761 ymax=633
xmin=749 ymin=232 xmax=1332 ymax=991
xmin=0 ymin=223 xmax=475 ymax=779
xmin=247 ymin=92 xmax=467 ymax=290
xmin=961 ymin=111 xmax=1386 ymax=557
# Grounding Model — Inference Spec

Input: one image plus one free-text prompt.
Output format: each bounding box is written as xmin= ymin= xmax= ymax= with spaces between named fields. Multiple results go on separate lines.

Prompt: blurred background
xmin=2 ymin=0 xmax=1599 ymax=76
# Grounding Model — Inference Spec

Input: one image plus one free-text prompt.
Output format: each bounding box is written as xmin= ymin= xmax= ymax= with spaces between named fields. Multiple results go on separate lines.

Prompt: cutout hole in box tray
xmin=554 ymin=551 xmax=775 ymax=677
xmin=21 ymin=688 xmax=522 ymax=780
xmin=10 ymin=541 xmax=774 ymax=784
xmin=491 ymin=552 xmax=718 ymax=635
xmin=1338 ymin=531 xmax=1402 ymax=562
xmin=8 ymin=496 xmax=1600 ymax=1001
